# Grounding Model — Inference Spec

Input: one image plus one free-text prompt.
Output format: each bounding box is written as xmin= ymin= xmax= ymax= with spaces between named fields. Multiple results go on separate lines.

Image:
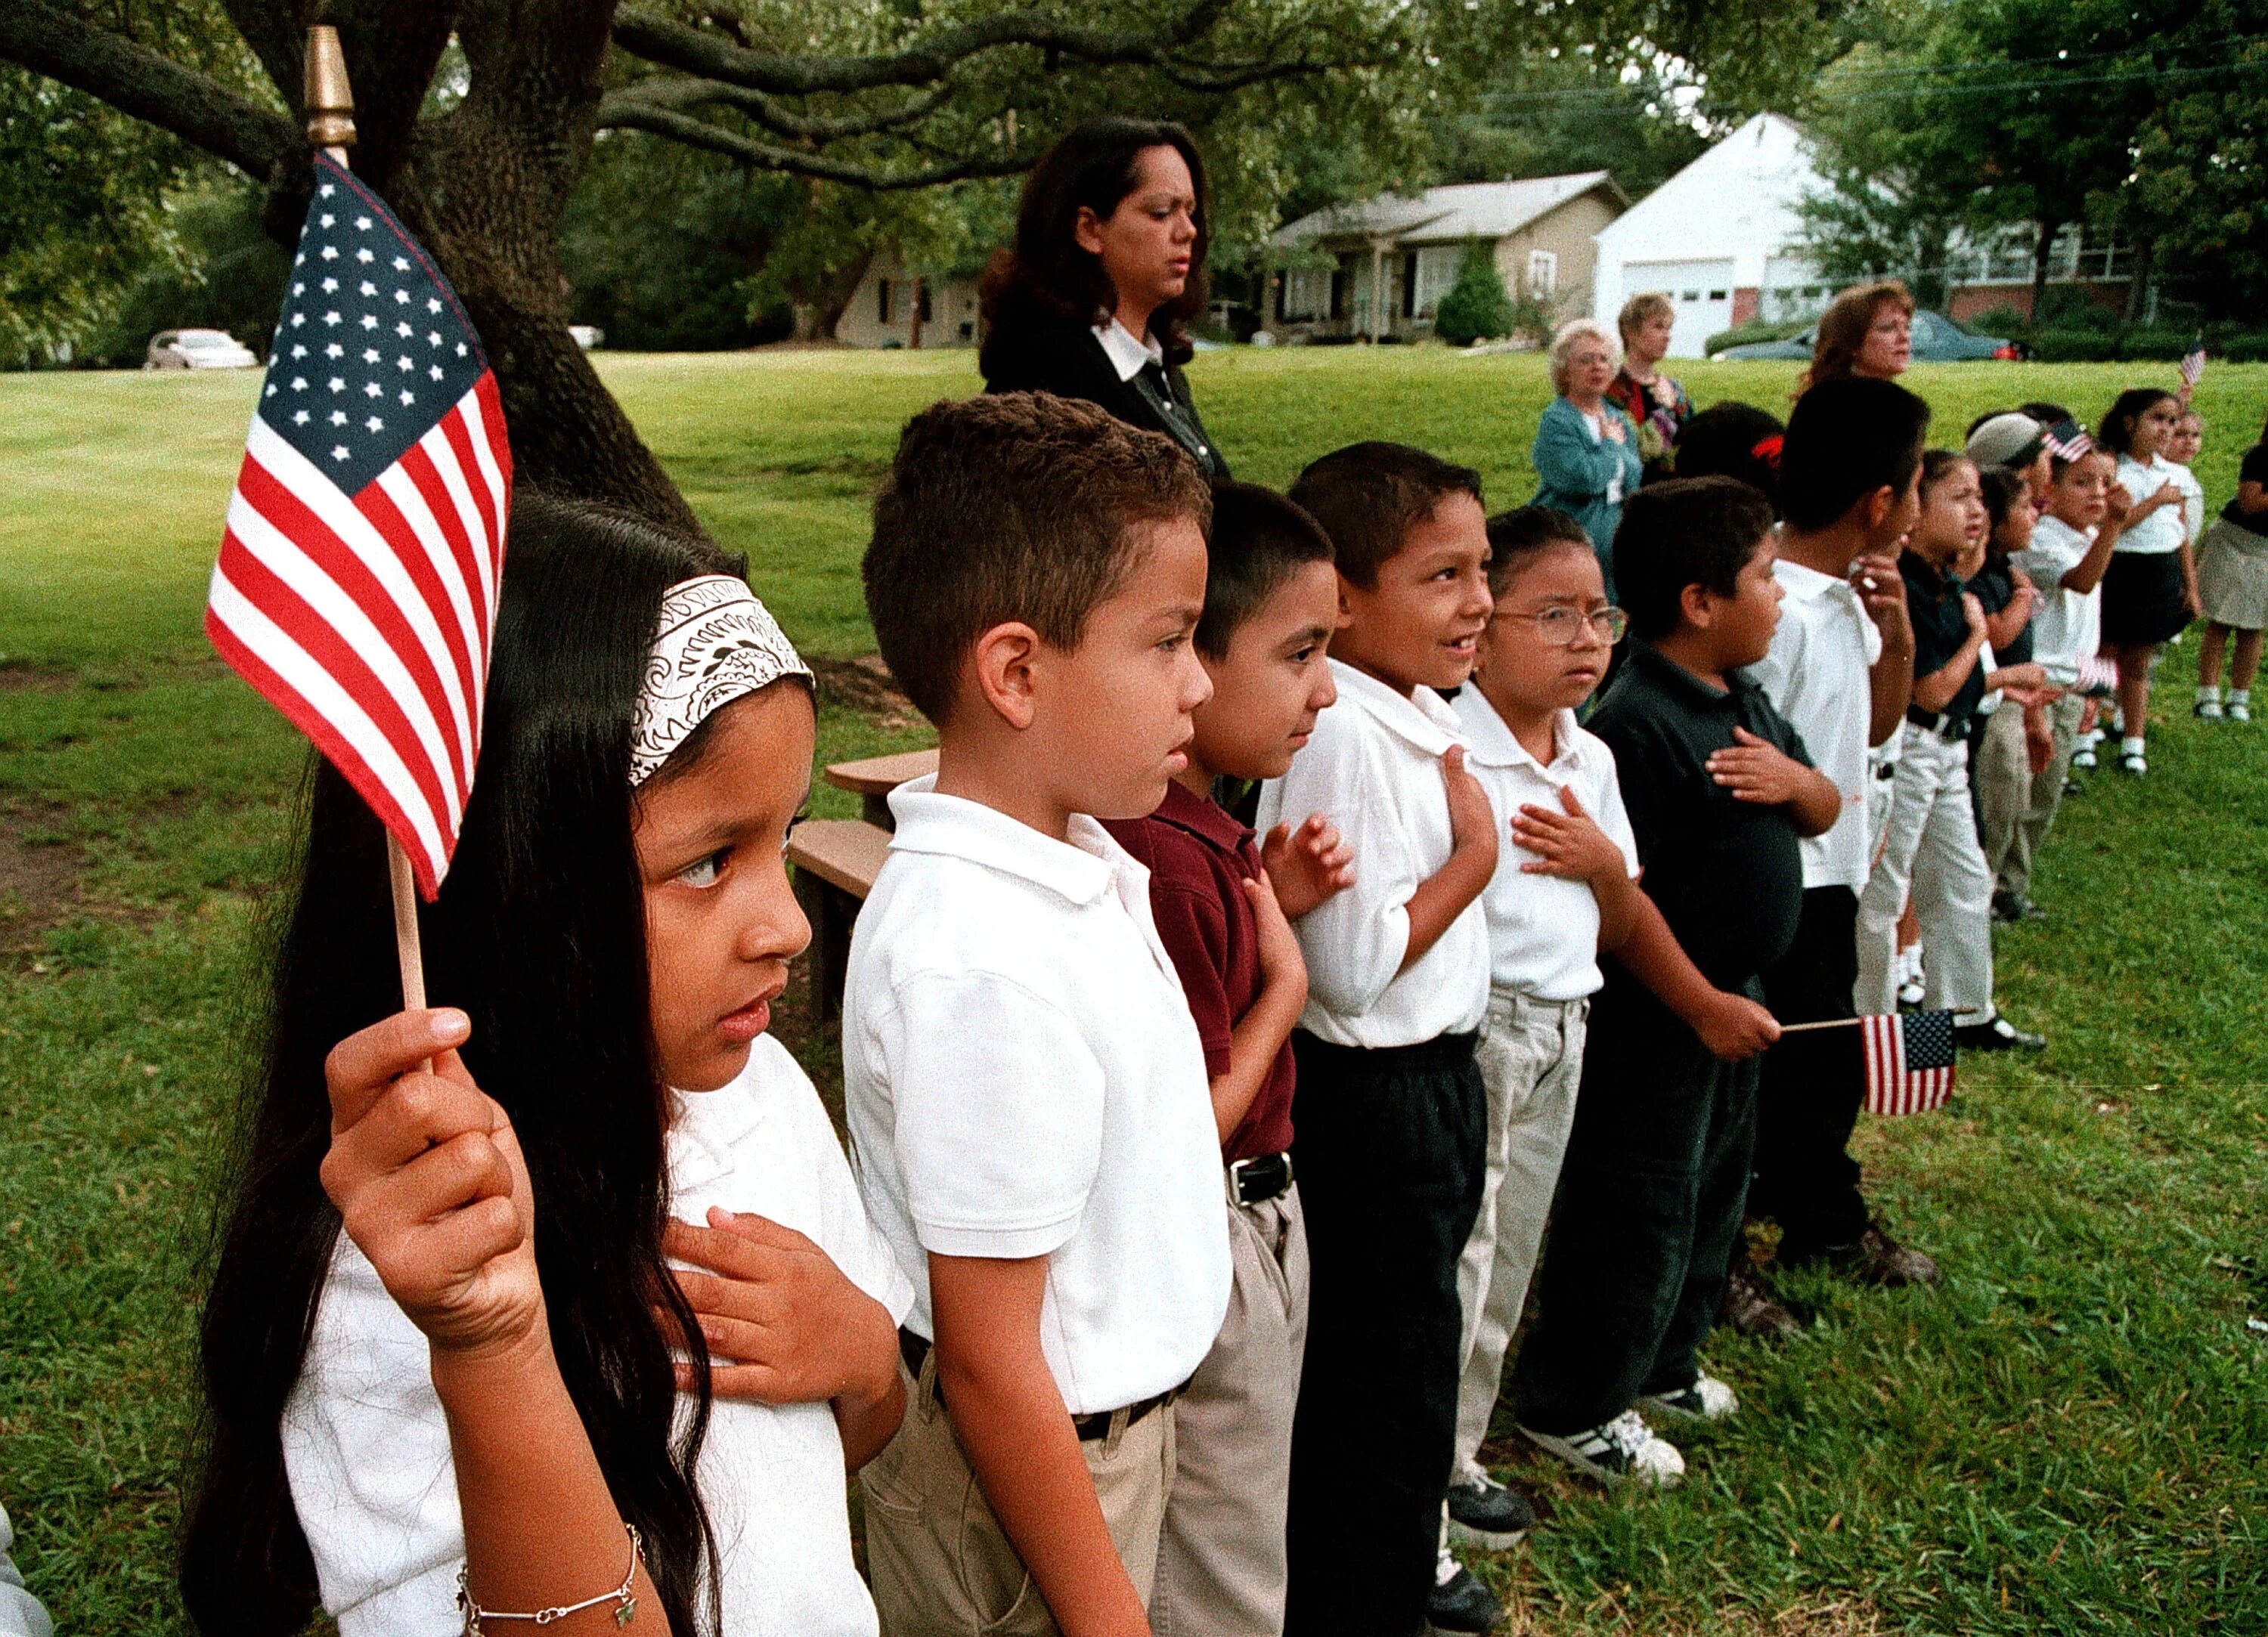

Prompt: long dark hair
xmin=980 ymin=115 xmax=1210 ymax=368
xmin=181 ymin=493 xmax=734 ymax=1637
xmin=2098 ymin=388 xmax=2177 ymax=456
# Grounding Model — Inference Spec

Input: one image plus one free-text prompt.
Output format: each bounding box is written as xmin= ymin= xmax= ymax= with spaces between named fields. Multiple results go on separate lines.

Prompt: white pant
xmin=1855 ymin=724 xmax=1994 ymax=1017
xmin=1450 ymin=988 xmax=1588 ymax=1486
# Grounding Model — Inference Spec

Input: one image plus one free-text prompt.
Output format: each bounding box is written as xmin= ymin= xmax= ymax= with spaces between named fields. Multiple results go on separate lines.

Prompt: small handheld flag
xmin=2180 ymin=336 xmax=2207 ymax=391
xmin=205 ymin=149 xmax=510 ymax=902
xmin=1861 ymin=1009 xmax=1957 ymax=1116
xmin=2041 ymin=419 xmax=2093 ymax=462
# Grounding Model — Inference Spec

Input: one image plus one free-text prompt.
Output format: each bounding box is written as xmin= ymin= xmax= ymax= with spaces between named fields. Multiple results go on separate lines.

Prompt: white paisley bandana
xmin=630 ymin=574 xmax=812 ymax=787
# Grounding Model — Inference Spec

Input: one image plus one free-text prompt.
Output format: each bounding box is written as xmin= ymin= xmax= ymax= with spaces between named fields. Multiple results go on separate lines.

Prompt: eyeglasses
xmin=1496 ymin=605 xmax=1629 ymax=646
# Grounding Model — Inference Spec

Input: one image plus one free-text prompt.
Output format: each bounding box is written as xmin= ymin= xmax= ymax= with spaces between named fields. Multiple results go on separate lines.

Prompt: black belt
xmin=898 ymin=1329 xmax=1180 ymax=1441
xmin=1873 ymin=760 xmax=1897 ymax=781
xmin=1227 ymin=1150 xmax=1294 ymax=1205
xmin=1905 ymin=706 xmax=1972 ymax=742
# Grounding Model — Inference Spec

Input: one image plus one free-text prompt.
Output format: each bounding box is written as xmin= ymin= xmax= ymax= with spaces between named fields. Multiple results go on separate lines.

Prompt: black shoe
xmin=1445 ymin=1475 xmax=1535 ymax=1547
xmin=1429 ymin=1562 xmax=1503 ymax=1633
xmin=1720 ymin=1266 xmax=1805 ymax=1341
xmin=1954 ymin=1012 xmax=2045 ymax=1052
xmin=1991 ymin=890 xmax=2045 ymax=924
xmin=1783 ymin=1224 xmax=1941 ymax=1288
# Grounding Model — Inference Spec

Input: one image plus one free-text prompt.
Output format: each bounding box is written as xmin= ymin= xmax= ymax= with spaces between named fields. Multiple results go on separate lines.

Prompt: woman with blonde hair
xmin=1530 ymin=317 xmax=1644 ymax=587
xmin=1606 ymin=292 xmax=1691 ymax=479
xmin=1799 ymin=280 xmax=1914 ymax=392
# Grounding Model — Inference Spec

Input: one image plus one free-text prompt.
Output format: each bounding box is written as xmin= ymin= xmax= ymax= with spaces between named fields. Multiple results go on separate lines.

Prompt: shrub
xmin=1433 ymin=243 xmax=1516 ymax=347
xmin=2029 ymin=330 xmax=2120 ymax=363
xmin=1701 ymin=319 xmax=1808 ymax=354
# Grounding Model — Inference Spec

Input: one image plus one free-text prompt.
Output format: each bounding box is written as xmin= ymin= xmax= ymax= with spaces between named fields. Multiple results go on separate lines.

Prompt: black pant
xmin=1510 ymin=980 xmax=1759 ymax=1435
xmin=1750 ymin=887 xmax=1870 ymax=1258
xmin=1284 ymin=1029 xmax=1486 ymax=1637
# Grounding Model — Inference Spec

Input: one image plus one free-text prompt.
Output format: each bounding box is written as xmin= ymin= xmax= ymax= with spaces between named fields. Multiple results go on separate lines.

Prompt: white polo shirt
xmin=2112 ymin=455 xmax=2187 ymax=554
xmin=1450 ymin=689 xmax=1637 ymax=1000
xmin=2014 ymin=515 xmax=2104 ymax=685
xmin=843 ymin=777 xmax=1229 ymax=1416
xmin=283 ymin=1036 xmax=913 ymax=1637
xmin=1256 ymin=658 xmax=1491 ymax=1047
xmin=1740 ymin=556 xmax=1882 ymax=891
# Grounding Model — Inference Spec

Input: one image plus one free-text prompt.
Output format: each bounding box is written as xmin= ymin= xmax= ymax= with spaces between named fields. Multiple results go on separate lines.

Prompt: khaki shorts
xmin=863 ymin=1346 xmax=1175 ymax=1635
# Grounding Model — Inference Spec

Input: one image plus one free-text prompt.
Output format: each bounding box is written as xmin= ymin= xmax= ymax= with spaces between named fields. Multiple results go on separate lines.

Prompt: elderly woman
xmin=1531 ymin=317 xmax=1645 ymax=585
xmin=1605 ymin=292 xmax=1692 ymax=481
xmin=1798 ymin=280 xmax=1914 ymax=392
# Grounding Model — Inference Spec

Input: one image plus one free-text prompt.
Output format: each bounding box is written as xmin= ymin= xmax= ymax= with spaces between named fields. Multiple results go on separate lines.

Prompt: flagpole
xmin=1777 ymin=1008 xmax=1981 ymax=1035
xmin=304 ymin=24 xmax=432 ymax=1040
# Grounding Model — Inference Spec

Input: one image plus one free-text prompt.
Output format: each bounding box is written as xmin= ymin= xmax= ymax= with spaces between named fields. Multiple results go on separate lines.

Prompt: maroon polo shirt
xmin=1102 ymin=779 xmax=1297 ymax=1163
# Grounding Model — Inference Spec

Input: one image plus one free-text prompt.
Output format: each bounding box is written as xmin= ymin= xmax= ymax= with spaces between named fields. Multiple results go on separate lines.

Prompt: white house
xmin=1591 ymin=112 xmax=1833 ymax=358
xmin=836 ymin=251 xmax=983 ymax=348
xmin=1267 ymin=172 xmax=1628 ymax=342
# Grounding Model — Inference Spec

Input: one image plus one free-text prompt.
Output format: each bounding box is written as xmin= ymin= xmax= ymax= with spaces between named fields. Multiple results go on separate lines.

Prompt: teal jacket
xmin=1529 ymin=395 xmax=1645 ymax=589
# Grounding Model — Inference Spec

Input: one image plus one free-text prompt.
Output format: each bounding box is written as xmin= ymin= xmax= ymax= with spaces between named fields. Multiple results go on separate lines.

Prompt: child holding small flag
xmin=2196 ymin=413 xmax=2268 ymax=723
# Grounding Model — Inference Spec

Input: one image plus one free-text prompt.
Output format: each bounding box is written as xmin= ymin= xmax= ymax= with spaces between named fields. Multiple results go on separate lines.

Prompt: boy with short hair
xmin=1099 ymin=481 xmax=1352 ymax=1637
xmin=1257 ymin=442 xmax=1498 ymax=1637
xmin=847 ymin=392 xmax=1233 ymax=1637
xmin=1510 ymin=478 xmax=1838 ymax=1487
xmin=1438 ymin=507 xmax=1778 ymax=1610
xmin=1743 ymin=377 xmax=1937 ymax=1289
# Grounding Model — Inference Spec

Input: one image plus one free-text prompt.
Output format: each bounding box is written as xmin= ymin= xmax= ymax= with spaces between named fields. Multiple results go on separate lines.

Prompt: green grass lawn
xmin=2 ymin=349 xmax=2264 ymax=1635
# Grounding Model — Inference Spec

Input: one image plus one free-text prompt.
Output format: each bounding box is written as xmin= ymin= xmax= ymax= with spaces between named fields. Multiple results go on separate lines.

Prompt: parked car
xmin=1714 ymin=309 xmax=2021 ymax=363
xmin=144 ymin=328 xmax=261 ymax=370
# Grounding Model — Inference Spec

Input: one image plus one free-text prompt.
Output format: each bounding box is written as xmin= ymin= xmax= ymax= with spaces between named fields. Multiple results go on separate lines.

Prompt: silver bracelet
xmin=456 ymin=1522 xmax=643 ymax=1633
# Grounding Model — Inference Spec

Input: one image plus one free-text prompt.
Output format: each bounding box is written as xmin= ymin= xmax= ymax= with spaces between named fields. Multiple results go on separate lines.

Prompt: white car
xmin=146 ymin=328 xmax=261 ymax=370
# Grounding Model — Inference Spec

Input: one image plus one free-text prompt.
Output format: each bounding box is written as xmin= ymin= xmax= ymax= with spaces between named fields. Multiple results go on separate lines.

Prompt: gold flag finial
xmin=304 ymin=25 xmax=357 ymax=153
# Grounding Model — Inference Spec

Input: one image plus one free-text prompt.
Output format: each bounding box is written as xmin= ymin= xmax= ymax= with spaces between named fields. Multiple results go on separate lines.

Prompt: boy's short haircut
xmin=1287 ymin=442 xmax=1484 ymax=590
xmin=866 ymin=392 xmax=1212 ymax=724
xmin=1674 ymin=402 xmax=1786 ymax=513
xmin=1613 ymin=475 xmax=1777 ymax=642
xmin=1779 ymin=376 xmax=1932 ymax=531
xmin=1194 ymin=482 xmax=1336 ymax=658
xmin=1483 ymin=506 xmax=1591 ymax=600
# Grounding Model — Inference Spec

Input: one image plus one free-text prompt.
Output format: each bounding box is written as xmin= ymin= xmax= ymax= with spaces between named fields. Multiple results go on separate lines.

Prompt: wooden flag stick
xmin=387 ymin=832 xmax=431 ymax=1013
xmin=1777 ymin=1008 xmax=1981 ymax=1035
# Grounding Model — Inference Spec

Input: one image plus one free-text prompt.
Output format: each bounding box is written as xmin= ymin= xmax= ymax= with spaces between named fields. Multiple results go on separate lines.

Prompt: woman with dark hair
xmin=1797 ymin=280 xmax=1914 ymax=394
xmin=180 ymin=493 xmax=909 ymax=1636
xmin=979 ymin=115 xmax=1230 ymax=478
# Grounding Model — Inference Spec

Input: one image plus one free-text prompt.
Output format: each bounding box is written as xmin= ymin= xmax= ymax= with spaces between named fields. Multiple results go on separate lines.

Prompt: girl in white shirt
xmin=180 ymin=494 xmax=909 ymax=1637
xmin=2096 ymin=388 xmax=2197 ymax=775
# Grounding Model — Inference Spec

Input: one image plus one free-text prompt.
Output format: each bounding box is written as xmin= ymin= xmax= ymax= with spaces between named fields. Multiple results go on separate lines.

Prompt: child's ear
xmin=967 ymin=620 xmax=1043 ymax=731
xmin=1861 ymin=484 xmax=1895 ymax=533
xmin=1678 ymin=581 xmax=1717 ymax=631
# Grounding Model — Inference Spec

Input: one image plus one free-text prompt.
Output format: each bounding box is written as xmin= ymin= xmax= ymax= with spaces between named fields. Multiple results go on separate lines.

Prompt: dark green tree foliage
xmin=1432 ymin=241 xmax=1516 ymax=346
xmin=87 ymin=179 xmax=292 ymax=363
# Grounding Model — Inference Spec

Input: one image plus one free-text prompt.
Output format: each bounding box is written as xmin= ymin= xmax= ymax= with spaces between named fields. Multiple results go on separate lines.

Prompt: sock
xmin=2199 ymin=685 xmax=2223 ymax=704
xmin=2122 ymin=735 xmax=2146 ymax=758
xmin=2231 ymin=689 xmax=2251 ymax=707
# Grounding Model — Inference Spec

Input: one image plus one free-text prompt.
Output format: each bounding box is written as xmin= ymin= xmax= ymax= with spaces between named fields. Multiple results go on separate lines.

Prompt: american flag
xmin=2180 ymin=336 xmax=2208 ymax=390
xmin=206 ymin=153 xmax=510 ymax=900
xmin=1863 ymin=1009 xmax=1957 ymax=1116
xmin=2040 ymin=418 xmax=2093 ymax=462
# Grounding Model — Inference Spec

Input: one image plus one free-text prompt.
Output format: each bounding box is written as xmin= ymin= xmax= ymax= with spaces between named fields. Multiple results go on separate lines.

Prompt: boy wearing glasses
xmin=1441 ymin=509 xmax=1779 ymax=1554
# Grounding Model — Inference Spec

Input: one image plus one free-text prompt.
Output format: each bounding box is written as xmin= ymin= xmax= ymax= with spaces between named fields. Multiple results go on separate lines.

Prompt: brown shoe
xmin=1821 ymin=1224 xmax=1941 ymax=1288
xmin=1720 ymin=1267 xmax=1804 ymax=1340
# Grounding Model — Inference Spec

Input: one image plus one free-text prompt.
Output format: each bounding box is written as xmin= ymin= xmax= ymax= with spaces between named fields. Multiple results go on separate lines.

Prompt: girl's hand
xmin=1961 ymin=591 xmax=1988 ymax=640
xmin=1441 ymin=745 xmax=1499 ymax=876
xmin=665 ymin=1210 xmax=898 ymax=1409
xmin=1511 ymin=784 xmax=1624 ymax=890
xmin=1706 ymin=726 xmax=1813 ymax=806
xmin=1851 ymin=552 xmax=1913 ymax=647
xmin=1243 ymin=871 xmax=1309 ymax=1005
xmin=320 ymin=1009 xmax=543 ymax=1360
xmin=1261 ymin=814 xmax=1356 ymax=919
xmin=2129 ymin=480 xmax=2178 ymax=518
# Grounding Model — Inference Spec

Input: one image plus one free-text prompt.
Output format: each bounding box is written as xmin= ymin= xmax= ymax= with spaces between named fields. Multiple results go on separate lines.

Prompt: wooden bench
xmin=823 ymin=747 xmax=939 ymax=831
xmin=786 ymin=818 xmax=894 ymax=1022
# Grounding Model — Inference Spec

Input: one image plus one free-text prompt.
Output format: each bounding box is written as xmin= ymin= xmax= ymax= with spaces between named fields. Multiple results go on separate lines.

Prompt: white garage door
xmin=1619 ymin=258 xmax=1737 ymax=359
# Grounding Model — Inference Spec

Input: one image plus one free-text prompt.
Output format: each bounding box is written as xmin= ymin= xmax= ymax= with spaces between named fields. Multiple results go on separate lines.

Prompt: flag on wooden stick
xmin=206 ymin=151 xmax=511 ymax=900
xmin=1861 ymin=1009 xmax=1958 ymax=1116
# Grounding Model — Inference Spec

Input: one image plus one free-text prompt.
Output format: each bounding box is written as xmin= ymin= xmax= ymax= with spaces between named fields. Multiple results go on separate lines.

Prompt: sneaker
xmin=2231 ymin=698 xmax=2254 ymax=723
xmin=1991 ymin=890 xmax=2046 ymax=924
xmin=1897 ymin=973 xmax=1926 ymax=1009
xmin=1639 ymin=1372 xmax=1740 ymax=1422
xmin=2071 ymin=744 xmax=2098 ymax=770
xmin=2118 ymin=749 xmax=2147 ymax=776
xmin=1721 ymin=1266 xmax=1804 ymax=1341
xmin=1954 ymin=1011 xmax=2046 ymax=1052
xmin=1520 ymin=1410 xmax=1684 ymax=1487
xmin=1429 ymin=1553 xmax=1503 ymax=1634
xmin=1445 ymin=1475 xmax=1535 ymax=1548
xmin=2196 ymin=696 xmax=2225 ymax=722
xmin=1790 ymin=1223 xmax=1941 ymax=1287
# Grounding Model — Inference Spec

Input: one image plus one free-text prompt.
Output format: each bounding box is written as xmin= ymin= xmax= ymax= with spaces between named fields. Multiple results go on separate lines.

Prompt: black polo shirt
xmin=1904 ymin=551 xmax=1985 ymax=725
xmin=1968 ymin=552 xmax=2034 ymax=667
xmin=1587 ymin=640 xmax=1812 ymax=992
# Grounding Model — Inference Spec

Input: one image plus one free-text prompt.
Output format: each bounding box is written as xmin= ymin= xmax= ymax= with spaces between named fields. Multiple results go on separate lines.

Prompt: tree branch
xmin=600 ymin=76 xmax=956 ymax=141
xmin=610 ymin=0 xmax=1235 ymax=95
xmin=0 ymin=0 xmax=297 ymax=181
xmin=595 ymin=100 xmax=1028 ymax=188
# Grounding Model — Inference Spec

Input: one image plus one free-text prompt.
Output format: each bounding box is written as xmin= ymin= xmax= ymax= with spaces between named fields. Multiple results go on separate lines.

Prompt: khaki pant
xmin=863 ymin=1347 xmax=1175 ymax=1635
xmin=1996 ymin=692 xmax=2083 ymax=901
xmin=1856 ymin=725 xmax=1994 ymax=1016
xmin=1451 ymin=989 xmax=1588 ymax=1484
xmin=1152 ymin=1183 xmax=1308 ymax=1637
xmin=1972 ymin=703 xmax=2031 ymax=892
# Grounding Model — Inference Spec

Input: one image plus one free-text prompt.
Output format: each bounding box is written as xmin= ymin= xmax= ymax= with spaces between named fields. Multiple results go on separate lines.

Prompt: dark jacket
xmin=980 ymin=308 xmax=1230 ymax=480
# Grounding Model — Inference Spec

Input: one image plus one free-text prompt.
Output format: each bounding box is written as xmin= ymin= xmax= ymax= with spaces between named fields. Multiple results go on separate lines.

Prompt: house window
xmin=1413 ymin=246 xmax=1464 ymax=317
xmin=1681 ymin=289 xmax=1700 ymax=302
xmin=1402 ymin=252 xmax=1420 ymax=318
xmin=1329 ymin=267 xmax=1347 ymax=319
xmin=917 ymin=281 xmax=933 ymax=322
xmin=1708 ymin=289 xmax=1727 ymax=301
xmin=877 ymin=279 xmax=894 ymax=325
xmin=1527 ymin=249 xmax=1558 ymax=298
xmin=1281 ymin=266 xmax=1329 ymax=321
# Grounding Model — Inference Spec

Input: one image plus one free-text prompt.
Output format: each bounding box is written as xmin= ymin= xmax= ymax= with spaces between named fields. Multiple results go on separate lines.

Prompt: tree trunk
xmin=2029 ymin=217 xmax=2061 ymax=325
xmin=813 ymin=249 xmax=876 ymax=344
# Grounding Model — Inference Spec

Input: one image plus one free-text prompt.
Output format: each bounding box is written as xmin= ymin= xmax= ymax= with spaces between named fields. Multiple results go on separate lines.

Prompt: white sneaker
xmin=1638 ymin=1372 xmax=1740 ymax=1422
xmin=2232 ymin=697 xmax=2254 ymax=723
xmin=1520 ymin=1410 xmax=1685 ymax=1487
